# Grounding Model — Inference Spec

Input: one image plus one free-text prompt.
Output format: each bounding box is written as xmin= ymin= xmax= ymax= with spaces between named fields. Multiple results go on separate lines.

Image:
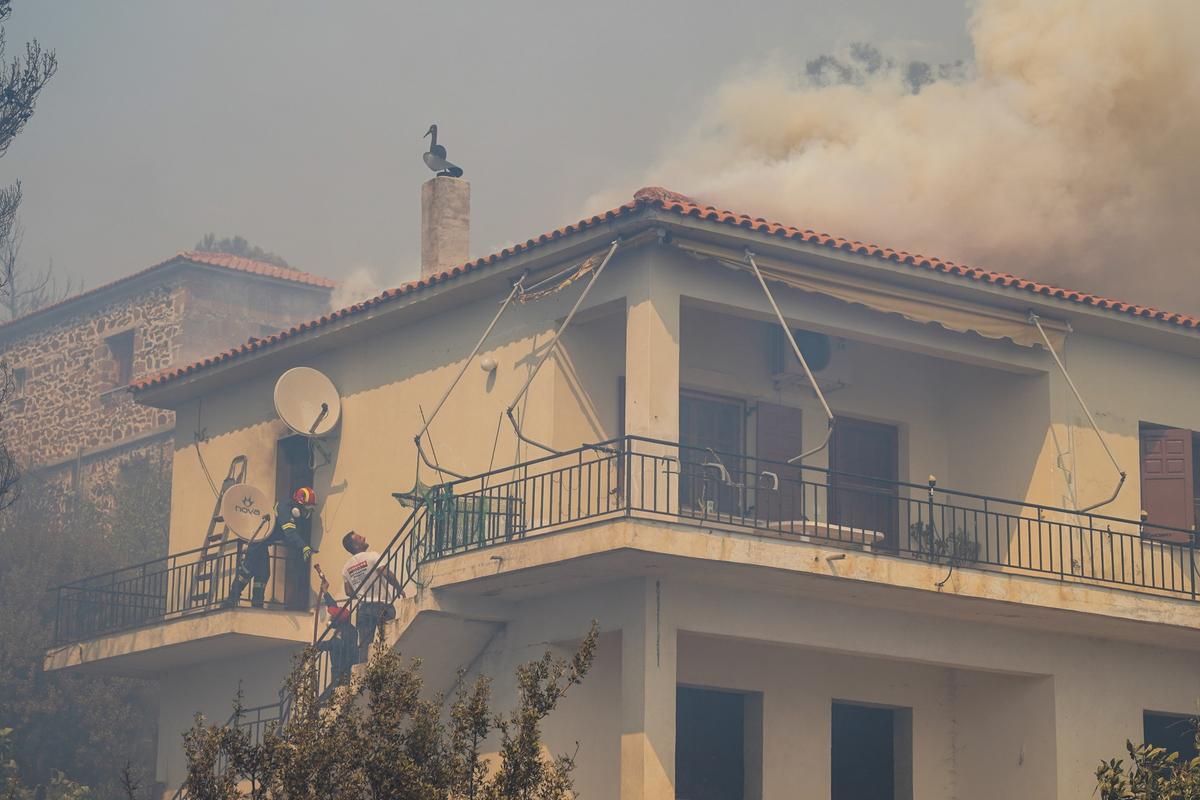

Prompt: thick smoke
xmin=594 ymin=0 xmax=1200 ymax=314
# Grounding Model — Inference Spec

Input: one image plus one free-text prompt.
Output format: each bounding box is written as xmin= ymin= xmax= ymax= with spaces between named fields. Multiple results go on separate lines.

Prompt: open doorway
xmin=831 ymin=701 xmax=912 ymax=800
xmin=276 ymin=435 xmax=314 ymax=610
xmin=676 ymin=686 xmax=762 ymax=800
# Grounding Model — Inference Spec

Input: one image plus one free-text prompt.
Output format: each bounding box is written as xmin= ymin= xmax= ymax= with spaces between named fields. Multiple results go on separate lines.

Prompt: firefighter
xmin=224 ymin=486 xmax=318 ymax=608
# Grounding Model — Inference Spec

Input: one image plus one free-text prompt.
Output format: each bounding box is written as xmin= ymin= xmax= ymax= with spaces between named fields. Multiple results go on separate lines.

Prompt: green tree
xmin=0 ymin=0 xmax=57 ymax=512
xmin=1098 ymin=736 xmax=1200 ymax=799
xmin=0 ymin=458 xmax=166 ymax=797
xmin=183 ymin=623 xmax=599 ymax=799
xmin=193 ymin=234 xmax=290 ymax=268
xmin=804 ymin=42 xmax=965 ymax=95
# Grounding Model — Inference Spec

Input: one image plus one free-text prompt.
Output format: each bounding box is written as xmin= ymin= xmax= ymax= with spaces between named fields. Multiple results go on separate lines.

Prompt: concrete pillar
xmin=624 ymin=251 xmax=681 ymax=513
xmin=420 ymin=176 xmax=469 ymax=279
xmin=621 ymin=578 xmax=676 ymax=800
xmin=624 ymin=252 xmax=680 ymax=441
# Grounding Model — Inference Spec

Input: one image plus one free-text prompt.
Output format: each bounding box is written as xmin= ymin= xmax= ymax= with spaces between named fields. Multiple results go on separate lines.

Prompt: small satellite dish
xmin=274 ymin=367 xmax=341 ymax=437
xmin=220 ymin=483 xmax=273 ymax=541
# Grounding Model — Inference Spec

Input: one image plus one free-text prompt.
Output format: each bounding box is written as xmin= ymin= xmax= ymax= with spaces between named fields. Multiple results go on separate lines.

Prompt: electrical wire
xmin=192 ymin=401 xmax=219 ymax=498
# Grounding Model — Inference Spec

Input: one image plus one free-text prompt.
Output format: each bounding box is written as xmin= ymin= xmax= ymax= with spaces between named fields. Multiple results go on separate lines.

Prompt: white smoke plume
xmin=591 ymin=0 xmax=1200 ymax=315
xmin=330 ymin=265 xmax=383 ymax=310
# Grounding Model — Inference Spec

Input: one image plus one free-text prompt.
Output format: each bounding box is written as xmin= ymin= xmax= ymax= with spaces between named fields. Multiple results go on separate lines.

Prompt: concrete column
xmin=621 ymin=578 xmax=676 ymax=800
xmin=624 ymin=251 xmax=681 ymax=512
xmin=624 ymin=252 xmax=680 ymax=441
xmin=420 ymin=176 xmax=470 ymax=279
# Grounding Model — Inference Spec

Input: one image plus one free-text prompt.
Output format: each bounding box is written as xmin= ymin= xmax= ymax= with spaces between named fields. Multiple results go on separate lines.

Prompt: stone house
xmin=0 ymin=251 xmax=334 ymax=508
xmin=44 ymin=180 xmax=1200 ymax=799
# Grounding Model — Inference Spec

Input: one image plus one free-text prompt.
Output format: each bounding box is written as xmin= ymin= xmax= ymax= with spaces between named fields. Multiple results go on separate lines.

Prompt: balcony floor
xmin=43 ymin=607 xmax=313 ymax=676
xmin=416 ymin=516 xmax=1200 ymax=653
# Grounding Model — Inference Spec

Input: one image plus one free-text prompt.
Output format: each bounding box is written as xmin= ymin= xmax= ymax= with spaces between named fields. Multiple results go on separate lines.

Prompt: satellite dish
xmin=220 ymin=483 xmax=273 ymax=541
xmin=274 ymin=367 xmax=341 ymax=437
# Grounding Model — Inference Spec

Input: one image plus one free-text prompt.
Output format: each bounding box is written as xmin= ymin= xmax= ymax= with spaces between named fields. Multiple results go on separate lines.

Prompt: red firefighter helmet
xmin=292 ymin=486 xmax=316 ymax=506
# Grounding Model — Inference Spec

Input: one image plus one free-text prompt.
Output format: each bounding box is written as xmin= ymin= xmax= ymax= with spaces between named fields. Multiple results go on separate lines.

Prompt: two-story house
xmin=46 ymin=182 xmax=1200 ymax=799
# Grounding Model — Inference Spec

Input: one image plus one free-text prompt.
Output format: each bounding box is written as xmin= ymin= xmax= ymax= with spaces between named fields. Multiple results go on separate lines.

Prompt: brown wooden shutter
xmin=755 ymin=402 xmax=802 ymax=522
xmin=1140 ymin=426 xmax=1195 ymax=543
xmin=829 ymin=418 xmax=900 ymax=549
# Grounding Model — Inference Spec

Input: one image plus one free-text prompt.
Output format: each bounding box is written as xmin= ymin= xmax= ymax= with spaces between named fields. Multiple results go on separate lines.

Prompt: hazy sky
xmin=4 ymin=1 xmax=971 ymax=294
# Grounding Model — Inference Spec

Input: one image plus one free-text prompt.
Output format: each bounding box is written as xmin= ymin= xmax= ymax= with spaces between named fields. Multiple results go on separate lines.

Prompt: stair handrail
xmin=298 ymin=503 xmax=432 ymax=710
xmin=170 ymin=502 xmax=432 ymax=799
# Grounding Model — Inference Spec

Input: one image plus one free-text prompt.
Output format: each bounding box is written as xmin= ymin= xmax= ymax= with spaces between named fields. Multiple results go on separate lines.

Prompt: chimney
xmin=420 ymin=176 xmax=470 ymax=279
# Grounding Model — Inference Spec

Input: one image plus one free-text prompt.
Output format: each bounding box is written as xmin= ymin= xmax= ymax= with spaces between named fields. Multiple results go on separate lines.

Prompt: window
xmin=8 ymin=367 xmax=27 ymax=411
xmin=676 ymin=687 xmax=762 ymax=800
xmin=1139 ymin=423 xmax=1198 ymax=542
xmin=831 ymin=702 xmax=913 ymax=800
xmin=105 ymin=329 xmax=135 ymax=387
xmin=275 ymin=435 xmax=314 ymax=611
xmin=1144 ymin=711 xmax=1198 ymax=762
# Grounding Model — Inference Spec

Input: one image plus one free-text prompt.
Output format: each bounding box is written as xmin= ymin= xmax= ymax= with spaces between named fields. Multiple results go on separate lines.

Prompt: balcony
xmin=50 ymin=436 xmax=1199 ymax=674
xmin=407 ymin=435 xmax=1198 ymax=600
xmin=46 ymin=542 xmax=312 ymax=674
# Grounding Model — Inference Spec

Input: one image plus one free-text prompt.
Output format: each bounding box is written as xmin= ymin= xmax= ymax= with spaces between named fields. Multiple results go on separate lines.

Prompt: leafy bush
xmin=184 ymin=622 xmax=599 ymax=799
xmin=1098 ymin=739 xmax=1200 ymax=799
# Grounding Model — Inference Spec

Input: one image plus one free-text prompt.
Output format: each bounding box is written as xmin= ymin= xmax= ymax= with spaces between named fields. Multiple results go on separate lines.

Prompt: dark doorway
xmin=1144 ymin=711 xmax=1199 ymax=761
xmin=829 ymin=417 xmax=899 ymax=548
xmin=679 ymin=393 xmax=744 ymax=515
xmin=832 ymin=702 xmax=910 ymax=800
xmin=676 ymin=687 xmax=745 ymax=800
xmin=276 ymin=436 xmax=314 ymax=610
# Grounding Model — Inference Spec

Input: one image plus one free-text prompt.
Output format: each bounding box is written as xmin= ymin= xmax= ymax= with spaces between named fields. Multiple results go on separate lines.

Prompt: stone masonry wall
xmin=177 ymin=269 xmax=330 ymax=365
xmin=0 ymin=265 xmax=331 ymax=509
xmin=2 ymin=282 xmax=182 ymax=472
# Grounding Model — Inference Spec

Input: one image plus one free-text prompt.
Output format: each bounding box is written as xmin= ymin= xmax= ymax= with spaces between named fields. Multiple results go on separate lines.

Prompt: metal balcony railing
xmin=58 ymin=435 xmax=1198 ymax=657
xmin=52 ymin=542 xmax=297 ymax=646
xmin=411 ymin=435 xmax=1198 ymax=600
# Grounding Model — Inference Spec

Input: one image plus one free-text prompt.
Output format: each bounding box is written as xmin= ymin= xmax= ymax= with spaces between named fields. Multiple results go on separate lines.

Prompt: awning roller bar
xmin=414 ymin=273 xmax=528 ymax=480
xmin=1029 ymin=311 xmax=1126 ymax=514
xmin=505 ymin=238 xmax=622 ymax=455
xmin=746 ymin=250 xmax=835 ymax=464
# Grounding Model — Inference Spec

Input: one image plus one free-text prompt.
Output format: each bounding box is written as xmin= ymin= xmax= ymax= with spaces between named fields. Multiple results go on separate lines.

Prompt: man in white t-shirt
xmin=340 ymin=531 xmax=404 ymax=662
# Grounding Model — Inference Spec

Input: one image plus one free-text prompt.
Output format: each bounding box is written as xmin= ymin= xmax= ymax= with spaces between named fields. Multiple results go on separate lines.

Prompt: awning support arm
xmin=505 ymin=239 xmax=621 ymax=455
xmin=413 ymin=273 xmax=528 ymax=481
xmin=746 ymin=250 xmax=836 ymax=464
xmin=1029 ymin=311 xmax=1126 ymax=513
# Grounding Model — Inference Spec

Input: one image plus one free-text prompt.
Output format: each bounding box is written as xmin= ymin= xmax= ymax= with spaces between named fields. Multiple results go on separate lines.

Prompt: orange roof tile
xmin=132 ymin=187 xmax=1200 ymax=393
xmin=174 ymin=251 xmax=336 ymax=289
xmin=0 ymin=251 xmax=335 ymax=335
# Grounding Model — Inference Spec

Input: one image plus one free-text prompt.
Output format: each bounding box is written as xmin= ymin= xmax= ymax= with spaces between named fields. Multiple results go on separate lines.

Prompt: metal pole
xmin=415 ymin=273 xmax=527 ymax=446
xmin=1029 ymin=312 xmax=1126 ymax=513
xmin=506 ymin=239 xmax=621 ymax=454
xmin=745 ymin=250 xmax=835 ymax=464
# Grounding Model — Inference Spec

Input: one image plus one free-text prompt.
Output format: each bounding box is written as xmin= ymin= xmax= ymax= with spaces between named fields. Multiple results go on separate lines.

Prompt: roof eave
xmin=134 ymin=213 xmax=653 ymax=408
xmin=654 ymin=210 xmax=1200 ymax=355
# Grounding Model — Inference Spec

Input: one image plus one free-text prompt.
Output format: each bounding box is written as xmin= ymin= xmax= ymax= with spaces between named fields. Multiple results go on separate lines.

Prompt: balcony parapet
xmin=52 ymin=541 xmax=301 ymax=648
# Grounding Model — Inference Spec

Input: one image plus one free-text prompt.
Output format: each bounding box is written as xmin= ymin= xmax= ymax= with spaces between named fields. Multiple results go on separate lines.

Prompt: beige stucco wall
xmin=374 ymin=571 xmax=1200 ymax=800
xmin=167 ymin=258 xmax=636 ymax=577
xmin=164 ymin=243 xmax=1200 ymax=575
